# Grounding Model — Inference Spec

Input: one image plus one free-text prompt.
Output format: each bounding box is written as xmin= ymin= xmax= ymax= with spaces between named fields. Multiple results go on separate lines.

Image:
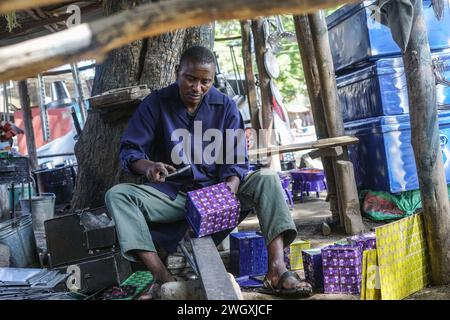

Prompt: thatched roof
xmin=0 ymin=1 xmax=102 ymax=47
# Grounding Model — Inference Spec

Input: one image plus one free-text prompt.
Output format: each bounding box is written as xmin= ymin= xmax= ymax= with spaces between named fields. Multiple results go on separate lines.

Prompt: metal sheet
xmin=0 ymin=268 xmax=41 ymax=284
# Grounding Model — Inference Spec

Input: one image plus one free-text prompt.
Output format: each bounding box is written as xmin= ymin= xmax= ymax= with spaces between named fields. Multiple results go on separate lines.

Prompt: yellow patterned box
xmin=288 ymin=240 xmax=311 ymax=270
xmin=361 ymin=249 xmax=381 ymax=300
xmin=375 ymin=213 xmax=430 ymax=300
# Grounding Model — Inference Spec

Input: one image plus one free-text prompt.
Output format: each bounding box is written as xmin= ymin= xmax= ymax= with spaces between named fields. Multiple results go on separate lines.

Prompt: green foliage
xmin=214 ymin=7 xmax=342 ymax=105
xmin=214 ymin=17 xmax=306 ymax=105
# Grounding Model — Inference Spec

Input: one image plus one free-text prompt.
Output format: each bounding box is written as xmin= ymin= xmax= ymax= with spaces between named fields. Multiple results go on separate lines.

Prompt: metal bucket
xmin=20 ymin=193 xmax=56 ymax=232
xmin=8 ymin=183 xmax=34 ymax=212
xmin=0 ymin=216 xmax=39 ymax=267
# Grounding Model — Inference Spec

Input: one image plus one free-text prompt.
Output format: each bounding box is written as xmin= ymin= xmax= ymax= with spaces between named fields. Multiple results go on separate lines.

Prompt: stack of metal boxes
xmin=43 ymin=208 xmax=132 ymax=294
xmin=327 ymin=1 xmax=450 ymax=193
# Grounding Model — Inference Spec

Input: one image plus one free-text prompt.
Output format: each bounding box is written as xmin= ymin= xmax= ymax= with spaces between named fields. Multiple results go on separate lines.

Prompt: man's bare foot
xmin=139 ymin=280 xmax=163 ymax=300
xmin=135 ymin=250 xmax=176 ymax=300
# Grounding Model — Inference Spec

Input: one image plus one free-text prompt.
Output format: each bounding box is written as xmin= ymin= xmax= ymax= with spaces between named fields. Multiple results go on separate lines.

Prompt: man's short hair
xmin=180 ymin=46 xmax=215 ymax=67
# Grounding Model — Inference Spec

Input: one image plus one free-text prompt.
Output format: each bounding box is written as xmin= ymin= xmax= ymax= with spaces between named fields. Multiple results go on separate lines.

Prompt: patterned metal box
xmin=321 ymin=245 xmax=363 ymax=294
xmin=230 ymin=231 xmax=268 ymax=277
xmin=288 ymin=240 xmax=311 ymax=270
xmin=186 ymin=182 xmax=240 ymax=237
xmin=347 ymin=232 xmax=377 ymax=251
xmin=302 ymin=249 xmax=324 ymax=290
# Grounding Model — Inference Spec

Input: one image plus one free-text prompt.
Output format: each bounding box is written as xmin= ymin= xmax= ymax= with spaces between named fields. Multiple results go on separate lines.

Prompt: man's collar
xmin=159 ymin=82 xmax=223 ymax=105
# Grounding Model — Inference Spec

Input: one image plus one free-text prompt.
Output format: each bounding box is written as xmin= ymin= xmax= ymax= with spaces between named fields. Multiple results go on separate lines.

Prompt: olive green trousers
xmin=105 ymin=169 xmax=297 ymax=262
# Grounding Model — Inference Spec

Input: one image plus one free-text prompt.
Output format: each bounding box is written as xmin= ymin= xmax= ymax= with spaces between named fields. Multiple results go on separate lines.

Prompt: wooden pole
xmin=293 ymin=14 xmax=339 ymax=223
xmin=17 ymin=79 xmax=39 ymax=171
xmin=403 ymin=0 xmax=450 ymax=285
xmin=334 ymin=161 xmax=364 ymax=234
xmin=240 ymin=20 xmax=260 ymax=131
xmin=0 ymin=0 xmax=360 ymax=15
xmin=0 ymin=0 xmax=361 ymax=82
xmin=251 ymin=18 xmax=273 ymax=135
xmin=308 ymin=10 xmax=364 ymax=234
xmin=308 ymin=11 xmax=344 ymax=137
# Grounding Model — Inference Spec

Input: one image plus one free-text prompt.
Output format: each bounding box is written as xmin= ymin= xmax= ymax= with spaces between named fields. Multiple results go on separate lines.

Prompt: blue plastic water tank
xmin=337 ymin=50 xmax=450 ymax=122
xmin=345 ymin=111 xmax=450 ymax=193
xmin=327 ymin=0 xmax=450 ymax=72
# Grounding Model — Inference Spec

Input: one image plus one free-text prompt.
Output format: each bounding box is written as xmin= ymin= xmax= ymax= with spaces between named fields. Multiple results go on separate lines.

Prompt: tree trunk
xmin=71 ymin=0 xmax=212 ymax=210
xmin=403 ymin=0 xmax=450 ymax=285
xmin=308 ymin=11 xmax=344 ymax=137
xmin=293 ymin=14 xmax=339 ymax=223
xmin=17 ymin=79 xmax=38 ymax=171
xmin=308 ymin=10 xmax=363 ymax=234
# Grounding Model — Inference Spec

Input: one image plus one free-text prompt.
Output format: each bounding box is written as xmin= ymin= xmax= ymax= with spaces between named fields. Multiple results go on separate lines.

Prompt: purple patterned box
xmin=302 ymin=249 xmax=324 ymax=289
xmin=347 ymin=232 xmax=377 ymax=251
xmin=340 ymin=275 xmax=360 ymax=285
xmin=324 ymin=275 xmax=340 ymax=285
xmin=338 ymin=258 xmax=360 ymax=267
xmin=340 ymin=266 xmax=362 ymax=276
xmin=323 ymin=267 xmax=340 ymax=277
xmin=341 ymin=283 xmax=361 ymax=294
xmin=186 ymin=182 xmax=240 ymax=237
xmin=284 ymin=246 xmax=290 ymax=269
xmin=324 ymin=283 xmax=341 ymax=294
xmin=321 ymin=245 xmax=363 ymax=295
xmin=322 ymin=257 xmax=340 ymax=267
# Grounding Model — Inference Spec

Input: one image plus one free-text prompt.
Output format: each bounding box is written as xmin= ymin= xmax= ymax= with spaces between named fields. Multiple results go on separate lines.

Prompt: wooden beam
xmin=240 ymin=20 xmax=260 ymax=131
xmin=334 ymin=160 xmax=364 ymax=235
xmin=248 ymin=136 xmax=358 ymax=157
xmin=309 ymin=146 xmax=343 ymax=159
xmin=17 ymin=79 xmax=39 ymax=171
xmin=294 ymin=14 xmax=340 ymax=223
xmin=0 ymin=0 xmax=361 ymax=82
xmin=190 ymin=237 xmax=240 ymax=300
xmin=403 ymin=0 xmax=450 ymax=285
xmin=0 ymin=0 xmax=73 ymax=14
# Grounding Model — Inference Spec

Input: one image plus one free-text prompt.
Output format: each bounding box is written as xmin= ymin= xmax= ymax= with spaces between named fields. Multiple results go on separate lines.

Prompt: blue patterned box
xmin=230 ymin=231 xmax=268 ymax=277
xmin=321 ymin=245 xmax=363 ymax=294
xmin=186 ymin=182 xmax=240 ymax=237
xmin=302 ymin=249 xmax=323 ymax=290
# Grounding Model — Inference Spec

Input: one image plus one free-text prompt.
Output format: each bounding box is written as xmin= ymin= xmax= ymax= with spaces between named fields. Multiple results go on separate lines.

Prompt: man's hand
xmin=226 ymin=176 xmax=240 ymax=194
xmin=145 ymin=162 xmax=176 ymax=183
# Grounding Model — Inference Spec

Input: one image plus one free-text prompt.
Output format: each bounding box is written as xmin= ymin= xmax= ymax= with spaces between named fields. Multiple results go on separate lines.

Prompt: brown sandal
xmin=263 ymin=271 xmax=313 ymax=298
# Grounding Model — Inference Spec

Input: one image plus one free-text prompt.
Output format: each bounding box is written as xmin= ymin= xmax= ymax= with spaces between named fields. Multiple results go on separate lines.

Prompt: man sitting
xmin=105 ymin=46 xmax=312 ymax=299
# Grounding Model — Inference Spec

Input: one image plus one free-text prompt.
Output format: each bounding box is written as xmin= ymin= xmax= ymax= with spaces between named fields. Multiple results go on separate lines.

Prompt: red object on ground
xmin=14 ymin=106 xmax=73 ymax=155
